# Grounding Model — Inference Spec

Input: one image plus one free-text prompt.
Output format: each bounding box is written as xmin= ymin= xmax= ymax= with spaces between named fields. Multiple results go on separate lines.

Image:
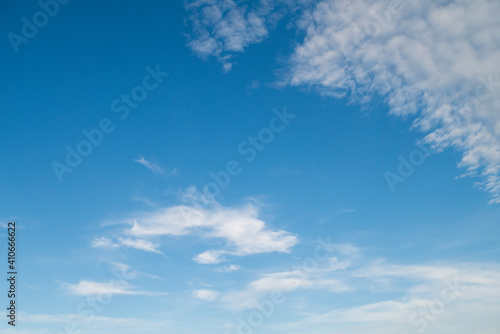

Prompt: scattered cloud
xmin=200 ymin=241 xmax=500 ymax=334
xmin=18 ymin=313 xmax=173 ymax=334
xmin=276 ymin=261 xmax=500 ymax=334
xmin=215 ymin=264 xmax=241 ymax=273
xmin=60 ymin=280 xmax=167 ymax=297
xmin=91 ymin=237 xmax=120 ymax=249
xmin=132 ymin=196 xmax=158 ymax=207
xmin=133 ymin=156 xmax=164 ymax=174
xmin=193 ymin=289 xmax=219 ymax=301
xmin=184 ymin=0 xmax=309 ymax=71
xmin=91 ymin=236 xmax=162 ymax=254
xmin=118 ymin=238 xmax=163 ymax=254
xmin=193 ymin=250 xmax=226 ymax=264
xmin=94 ymin=188 xmax=297 ymax=263
xmin=286 ymin=0 xmax=500 ymax=203
xmin=58 ymin=262 xmax=163 ymax=302
xmin=336 ymin=208 xmax=357 ymax=214
xmin=109 ymin=261 xmax=161 ymax=280
xmin=133 ymin=156 xmax=177 ymax=176
xmin=218 ymin=259 xmax=353 ymax=310
xmin=21 ymin=313 xmax=171 ymax=325
xmin=186 ymin=0 xmax=500 ymax=203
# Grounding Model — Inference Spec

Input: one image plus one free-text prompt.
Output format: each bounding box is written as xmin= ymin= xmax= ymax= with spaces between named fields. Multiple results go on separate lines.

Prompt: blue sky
xmin=1 ymin=0 xmax=500 ymax=333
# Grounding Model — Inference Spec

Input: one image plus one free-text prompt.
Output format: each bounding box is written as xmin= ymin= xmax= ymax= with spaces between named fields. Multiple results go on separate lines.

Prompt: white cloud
xmin=132 ymin=196 xmax=158 ymax=207
xmin=109 ymin=262 xmax=137 ymax=278
xmin=19 ymin=312 xmax=137 ymax=324
xmin=249 ymin=271 xmax=314 ymax=291
xmin=97 ymin=188 xmax=297 ymax=263
xmin=193 ymin=250 xmax=226 ymax=264
xmin=128 ymin=201 xmax=297 ymax=262
xmin=186 ymin=0 xmax=500 ymax=203
xmin=219 ymin=268 xmax=351 ymax=310
xmin=60 ymin=280 xmax=166 ymax=297
xmin=215 ymin=264 xmax=241 ymax=273
xmin=91 ymin=237 xmax=120 ymax=249
xmin=329 ymin=243 xmax=360 ymax=258
xmin=286 ymin=0 xmax=500 ymax=203
xmin=133 ymin=156 xmax=163 ymax=174
xmin=109 ymin=261 xmax=161 ymax=280
xmin=215 ymin=242 xmax=360 ymax=310
xmin=17 ymin=313 xmax=173 ymax=334
xmin=278 ymin=264 xmax=500 ymax=334
xmin=90 ymin=236 xmax=162 ymax=254
xmin=201 ymin=243 xmax=500 ymax=334
xmin=118 ymin=238 xmax=163 ymax=254
xmin=185 ymin=0 xmax=309 ymax=71
xmin=193 ymin=289 xmax=220 ymax=301
xmin=62 ymin=280 xmax=137 ymax=296
xmin=134 ymin=156 xmax=177 ymax=176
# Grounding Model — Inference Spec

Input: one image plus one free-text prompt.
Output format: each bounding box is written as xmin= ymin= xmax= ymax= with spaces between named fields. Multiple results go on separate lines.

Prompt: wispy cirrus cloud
xmin=59 ymin=261 xmax=165 ymax=297
xmin=286 ymin=0 xmax=500 ymax=203
xmin=91 ymin=237 xmax=120 ymax=249
xmin=276 ymin=261 xmax=500 ymax=334
xmin=91 ymin=236 xmax=162 ymax=254
xmin=133 ymin=156 xmax=177 ymax=176
xmin=18 ymin=313 xmax=174 ymax=334
xmin=134 ymin=156 xmax=164 ymax=174
xmin=214 ymin=264 xmax=241 ymax=273
xmin=118 ymin=238 xmax=163 ymax=254
xmin=193 ymin=289 xmax=219 ymax=301
xmin=184 ymin=0 xmax=311 ymax=71
xmin=108 ymin=261 xmax=161 ymax=280
xmin=215 ymin=245 xmax=356 ymax=310
xmin=60 ymin=280 xmax=167 ymax=297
